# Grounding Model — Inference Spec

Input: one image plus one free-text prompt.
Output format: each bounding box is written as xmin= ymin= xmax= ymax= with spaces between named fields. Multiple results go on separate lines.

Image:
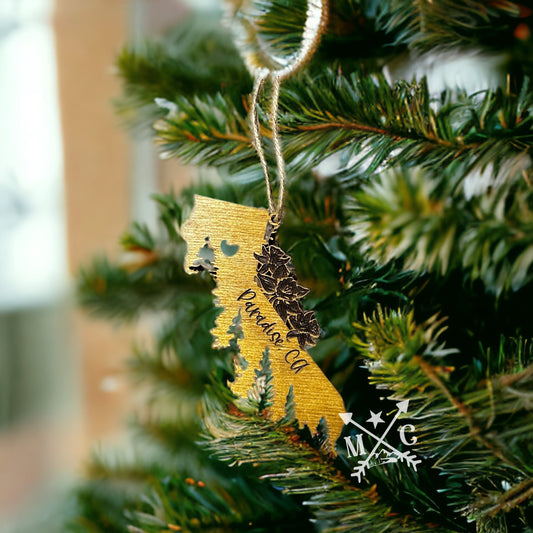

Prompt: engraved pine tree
xmin=182 ymin=194 xmax=346 ymax=448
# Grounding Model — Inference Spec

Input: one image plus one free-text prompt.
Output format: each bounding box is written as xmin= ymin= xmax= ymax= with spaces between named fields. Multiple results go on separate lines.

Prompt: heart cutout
xmin=220 ymin=239 xmax=239 ymax=257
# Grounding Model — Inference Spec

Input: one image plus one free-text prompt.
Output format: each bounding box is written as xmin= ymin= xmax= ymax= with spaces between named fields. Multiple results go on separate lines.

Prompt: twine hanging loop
xmin=227 ymin=0 xmax=329 ymax=225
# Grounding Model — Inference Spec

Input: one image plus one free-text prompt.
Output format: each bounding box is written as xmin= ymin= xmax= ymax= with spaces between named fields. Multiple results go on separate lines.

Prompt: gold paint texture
xmin=182 ymin=195 xmax=346 ymax=449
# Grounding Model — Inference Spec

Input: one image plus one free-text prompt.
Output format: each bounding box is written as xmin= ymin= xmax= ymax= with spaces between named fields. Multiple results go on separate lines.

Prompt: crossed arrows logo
xmin=339 ymin=400 xmax=422 ymax=482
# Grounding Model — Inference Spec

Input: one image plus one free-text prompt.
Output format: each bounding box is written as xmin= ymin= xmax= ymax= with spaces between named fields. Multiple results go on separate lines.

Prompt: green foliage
xmin=352 ymin=308 xmax=533 ymax=531
xmin=382 ymin=0 xmax=527 ymax=52
xmin=153 ymin=92 xmax=256 ymax=171
xmin=281 ymin=72 xmax=533 ymax=175
xmin=349 ymin=165 xmax=533 ymax=294
xmin=77 ymin=253 xmax=211 ymax=321
xmin=69 ymin=482 xmax=142 ymax=533
xmin=69 ymin=451 xmax=307 ymax=533
xmin=202 ymin=389 xmax=453 ymax=532
xmin=115 ymin=11 xmax=251 ymax=131
xmin=324 ymin=0 xmax=401 ymax=60
xmin=67 ymin=454 xmax=166 ymax=533
xmin=126 ymin=473 xmax=308 ymax=533
xmin=153 ymin=70 xmax=533 ymax=180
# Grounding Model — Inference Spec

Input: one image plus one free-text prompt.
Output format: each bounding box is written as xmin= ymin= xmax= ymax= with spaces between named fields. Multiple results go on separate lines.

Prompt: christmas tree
xmin=70 ymin=1 xmax=533 ymax=532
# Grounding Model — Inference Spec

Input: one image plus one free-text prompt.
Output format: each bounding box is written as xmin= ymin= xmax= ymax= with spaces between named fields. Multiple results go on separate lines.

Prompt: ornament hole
xmin=189 ymin=237 xmax=216 ymax=273
xmin=221 ymin=239 xmax=239 ymax=257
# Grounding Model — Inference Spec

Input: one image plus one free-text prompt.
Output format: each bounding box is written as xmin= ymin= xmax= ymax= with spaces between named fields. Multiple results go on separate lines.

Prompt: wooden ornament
xmin=182 ymin=195 xmax=346 ymax=449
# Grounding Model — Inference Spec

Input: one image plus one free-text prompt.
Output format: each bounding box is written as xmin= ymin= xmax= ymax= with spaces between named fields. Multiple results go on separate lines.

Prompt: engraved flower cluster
xmin=254 ymin=242 xmax=320 ymax=349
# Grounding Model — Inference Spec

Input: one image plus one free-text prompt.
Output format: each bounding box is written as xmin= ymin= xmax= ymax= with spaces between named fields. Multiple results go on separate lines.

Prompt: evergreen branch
xmin=352 ymin=308 xmax=533 ymax=528
xmin=477 ymin=477 xmax=533 ymax=517
xmin=78 ymin=451 xmax=308 ymax=533
xmin=77 ymin=254 xmax=212 ymax=321
xmin=81 ymin=412 xmax=309 ymax=532
xmin=153 ymin=71 xmax=533 ymax=178
xmin=84 ymin=451 xmax=200 ymax=492
xmin=68 ymin=482 xmax=142 ymax=533
xmin=67 ymin=453 xmax=166 ymax=533
xmin=461 ymin=475 xmax=533 ymax=531
xmin=227 ymin=0 xmax=526 ymax=70
xmin=115 ymin=12 xmax=251 ymax=131
xmin=349 ymin=165 xmax=533 ymax=294
xmin=201 ymin=393 xmax=452 ymax=532
xmin=322 ymin=0 xmax=404 ymax=62
xmin=114 ymin=3 xmax=402 ymax=136
xmin=382 ymin=0 xmax=528 ymax=52
xmin=282 ymin=174 xmax=420 ymax=323
xmin=129 ymin=347 xmax=196 ymax=394
xmin=413 ymin=355 xmax=523 ymax=471
xmin=143 ymin=300 xmax=226 ymax=380
xmin=77 ymin=189 xmax=216 ymax=320
xmin=153 ymin=93 xmax=257 ymax=170
xmin=132 ymin=411 xmax=203 ymax=454
xmin=227 ymin=0 xmax=397 ymax=76
xmin=128 ymin=473 xmax=308 ymax=533
xmin=279 ymin=72 xmax=533 ymax=175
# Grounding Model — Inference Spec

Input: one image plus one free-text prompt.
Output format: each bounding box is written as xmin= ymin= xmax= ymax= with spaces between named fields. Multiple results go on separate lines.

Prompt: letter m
xmin=344 ymin=435 xmax=366 ymax=458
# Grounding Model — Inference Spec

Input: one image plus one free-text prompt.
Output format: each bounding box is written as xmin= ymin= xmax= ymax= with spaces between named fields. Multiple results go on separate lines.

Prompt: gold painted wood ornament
xmin=182 ymin=0 xmax=345 ymax=449
xmin=182 ymin=196 xmax=345 ymax=448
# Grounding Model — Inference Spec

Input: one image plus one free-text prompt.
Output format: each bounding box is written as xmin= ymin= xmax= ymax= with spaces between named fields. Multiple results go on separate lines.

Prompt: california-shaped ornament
xmin=182 ymin=195 xmax=346 ymax=449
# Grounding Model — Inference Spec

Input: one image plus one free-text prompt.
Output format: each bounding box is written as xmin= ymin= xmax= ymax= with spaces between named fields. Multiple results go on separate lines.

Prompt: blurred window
xmin=0 ymin=0 xmax=67 ymax=427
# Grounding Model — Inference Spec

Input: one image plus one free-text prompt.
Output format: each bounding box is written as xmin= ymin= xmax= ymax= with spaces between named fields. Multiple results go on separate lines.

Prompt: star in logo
xmin=366 ymin=410 xmax=384 ymax=428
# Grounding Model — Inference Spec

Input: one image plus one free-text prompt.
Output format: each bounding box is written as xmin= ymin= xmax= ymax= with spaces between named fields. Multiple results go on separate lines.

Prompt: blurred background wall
xmin=0 ymin=1 xmax=191 ymax=531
